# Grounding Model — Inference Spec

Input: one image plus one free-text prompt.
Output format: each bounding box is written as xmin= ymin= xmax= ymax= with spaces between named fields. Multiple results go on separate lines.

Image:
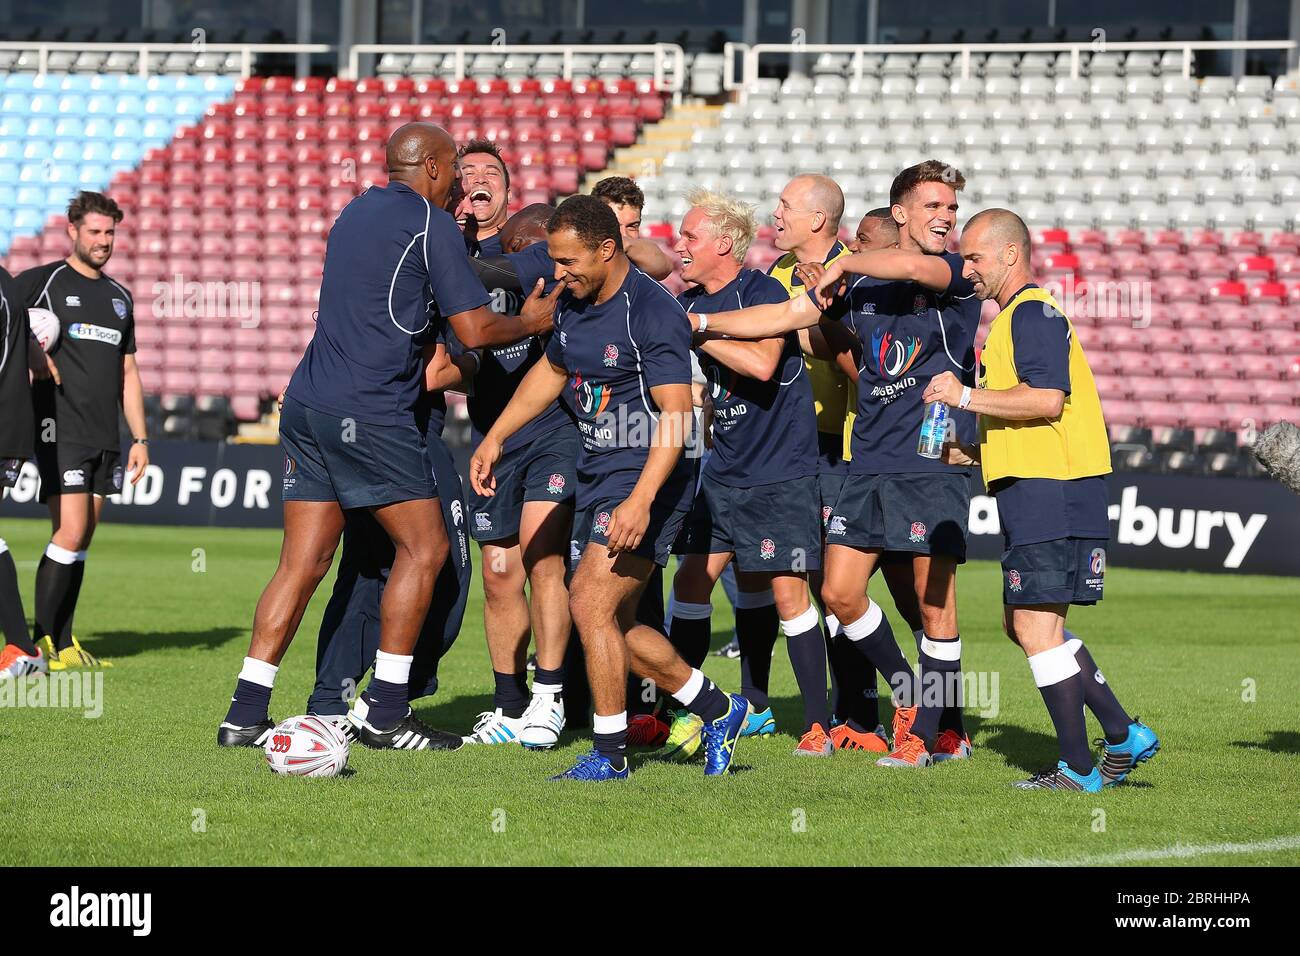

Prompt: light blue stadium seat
xmin=81 ymin=142 xmax=111 ymax=162
xmin=0 ymin=116 xmax=25 ymax=138
xmin=85 ymin=94 xmax=117 ymax=114
xmin=0 ymin=185 xmax=15 ymax=206
xmin=0 ymin=142 xmax=21 ymax=161
xmin=45 ymin=185 xmax=75 ymax=207
xmin=53 ymin=117 xmax=86 ymax=140
xmin=1 ymin=75 xmax=37 ymax=91
xmin=25 ymin=118 xmax=56 ymax=138
xmin=16 ymin=185 xmax=47 ymax=207
xmin=82 ymin=118 xmax=114 ymax=139
xmin=141 ymin=117 xmax=173 ymax=139
xmin=114 ymin=94 xmax=145 ymax=116
xmin=0 ymin=163 xmax=19 ymax=184
xmin=109 ymin=142 xmax=139 ymax=162
xmin=57 ymin=94 xmax=88 ymax=115
xmin=12 ymin=209 xmax=44 ymax=230
xmin=28 ymin=93 xmax=60 ymax=115
xmin=22 ymin=141 xmax=53 ymax=161
xmin=112 ymin=118 xmax=144 ymax=140
xmin=1 ymin=91 xmax=29 ymax=113
xmin=52 ymin=141 xmax=81 ymax=161
xmin=78 ymin=165 xmax=105 ymax=186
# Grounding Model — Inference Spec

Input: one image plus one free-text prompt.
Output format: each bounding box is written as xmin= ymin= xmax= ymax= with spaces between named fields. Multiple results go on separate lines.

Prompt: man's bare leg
xmin=479 ymin=537 xmax=531 ymax=719
xmin=519 ymin=499 xmax=573 ymax=676
xmin=909 ymin=553 xmax=965 ymax=749
xmin=219 ymin=499 xmax=345 ymax=742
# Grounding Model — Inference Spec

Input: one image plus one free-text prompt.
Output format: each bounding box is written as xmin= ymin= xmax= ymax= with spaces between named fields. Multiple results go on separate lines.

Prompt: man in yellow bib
xmin=924 ymin=208 xmax=1159 ymax=792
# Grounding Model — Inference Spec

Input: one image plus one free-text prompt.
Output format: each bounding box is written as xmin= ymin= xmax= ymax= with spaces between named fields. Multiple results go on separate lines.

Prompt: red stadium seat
xmin=1236 ymin=256 xmax=1275 ymax=280
xmin=1250 ymin=282 xmax=1289 ymax=304
xmin=1208 ymin=281 xmax=1248 ymax=304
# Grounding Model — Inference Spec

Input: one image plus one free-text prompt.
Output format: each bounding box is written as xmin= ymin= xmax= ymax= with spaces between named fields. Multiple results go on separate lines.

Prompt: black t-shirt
xmin=0 ymin=266 xmax=35 ymax=460
xmin=17 ymin=261 xmax=136 ymax=451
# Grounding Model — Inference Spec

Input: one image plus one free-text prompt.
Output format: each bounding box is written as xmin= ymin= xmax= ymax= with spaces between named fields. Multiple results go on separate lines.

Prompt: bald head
xmin=966 ymin=207 xmax=1031 ymax=253
xmin=385 ymin=122 xmax=459 ymax=208
xmin=500 ymin=203 xmax=556 ymax=254
xmin=959 ymin=207 xmax=1034 ymax=305
xmin=774 ymin=173 xmax=845 ymax=258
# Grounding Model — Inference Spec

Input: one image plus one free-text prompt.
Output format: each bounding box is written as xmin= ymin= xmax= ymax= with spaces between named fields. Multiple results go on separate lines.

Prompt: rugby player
xmin=699 ymin=160 xmax=982 ymax=769
xmin=459 ymin=194 xmax=577 ymax=749
xmin=217 ymin=123 xmax=552 ymax=752
xmin=0 ymin=265 xmax=48 ymax=678
xmin=924 ymin=208 xmax=1159 ymax=790
xmin=470 ymin=196 xmax=750 ymax=781
xmin=664 ymin=188 xmax=833 ymax=758
xmin=456 ymin=138 xmax=510 ymax=253
xmin=17 ymin=191 xmax=148 ymax=670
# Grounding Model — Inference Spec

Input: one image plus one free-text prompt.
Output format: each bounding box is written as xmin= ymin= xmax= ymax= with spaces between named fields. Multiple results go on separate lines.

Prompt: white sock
xmin=675 ymin=667 xmax=706 ymax=706
xmin=824 ymin=613 xmax=841 ymax=637
xmin=44 ymin=542 xmax=78 ymax=565
xmin=374 ymin=650 xmax=413 ymax=685
xmin=1027 ymin=642 xmax=1082 ymax=688
xmin=0 ymin=538 xmax=8 ymax=556
xmin=532 ymin=682 xmax=562 ymax=696
xmin=592 ymin=711 xmax=627 ymax=734
xmin=842 ymin=600 xmax=883 ymax=641
xmin=780 ymin=604 xmax=820 ymax=637
xmin=238 ymin=656 xmax=278 ymax=688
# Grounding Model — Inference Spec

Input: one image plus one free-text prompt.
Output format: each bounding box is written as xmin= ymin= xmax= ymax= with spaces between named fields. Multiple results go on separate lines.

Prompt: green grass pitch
xmin=0 ymin=515 xmax=1297 ymax=866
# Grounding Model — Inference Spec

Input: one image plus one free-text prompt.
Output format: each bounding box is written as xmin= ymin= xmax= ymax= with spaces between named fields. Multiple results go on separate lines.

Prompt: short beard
xmin=74 ymin=244 xmax=109 ymax=270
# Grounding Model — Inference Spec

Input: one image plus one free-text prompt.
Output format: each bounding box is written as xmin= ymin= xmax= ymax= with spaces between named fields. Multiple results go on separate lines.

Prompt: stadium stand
xmin=0 ymin=41 xmax=1294 ymax=474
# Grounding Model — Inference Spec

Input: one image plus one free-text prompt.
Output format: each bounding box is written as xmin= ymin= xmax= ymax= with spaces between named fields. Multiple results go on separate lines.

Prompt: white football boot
xmin=462 ymin=708 xmax=526 ymax=745
xmin=518 ymin=693 xmax=565 ymax=749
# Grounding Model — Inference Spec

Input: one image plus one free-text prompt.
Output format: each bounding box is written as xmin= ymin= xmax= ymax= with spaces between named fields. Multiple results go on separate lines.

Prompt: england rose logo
xmin=1007 ymin=569 xmax=1023 ymax=592
xmin=603 ymin=344 xmax=619 ymax=367
xmin=759 ymin=538 xmax=776 ymax=561
xmin=909 ymin=521 xmax=927 ymax=543
xmin=594 ymin=511 xmax=611 ymax=535
xmin=822 ymin=505 xmax=832 ymax=524
xmin=547 ymin=473 xmax=566 ymax=495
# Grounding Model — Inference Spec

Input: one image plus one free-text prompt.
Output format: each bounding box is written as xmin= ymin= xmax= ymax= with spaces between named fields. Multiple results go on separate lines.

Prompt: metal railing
xmin=723 ymin=40 xmax=1298 ymax=97
xmin=0 ymin=42 xmax=334 ymax=79
xmin=347 ymin=42 xmax=686 ymax=93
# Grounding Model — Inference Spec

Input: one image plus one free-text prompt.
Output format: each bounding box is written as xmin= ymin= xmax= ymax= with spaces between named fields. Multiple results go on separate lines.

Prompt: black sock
xmin=1034 ymin=664 xmax=1093 ymax=776
xmin=829 ymin=632 xmax=878 ymax=731
xmin=843 ymin=604 xmax=916 ymax=707
xmin=913 ymin=634 xmax=963 ymax=748
xmin=362 ymin=677 xmax=409 ymax=730
xmin=1067 ymin=633 xmax=1132 ymax=743
xmin=686 ymin=677 xmax=729 ymax=723
xmin=737 ymin=619 xmax=778 ymax=712
xmin=533 ymin=664 xmax=564 ymax=691
xmin=785 ymin=618 xmax=831 ymax=732
xmin=667 ymin=613 xmax=712 ymax=669
xmin=0 ymin=548 xmax=37 ymax=655
xmin=561 ymin=627 xmax=590 ymax=728
xmin=57 ymin=558 xmax=85 ymax=650
xmin=593 ymin=727 xmax=628 ymax=765
xmin=225 ymin=678 xmax=272 ymax=727
xmin=493 ymin=670 xmax=529 ymax=718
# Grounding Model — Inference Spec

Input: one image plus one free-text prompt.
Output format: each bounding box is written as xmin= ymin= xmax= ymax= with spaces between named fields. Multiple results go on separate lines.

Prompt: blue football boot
xmin=1098 ymin=719 xmax=1160 ymax=786
xmin=740 ymin=706 xmax=776 ymax=737
xmin=549 ymin=749 xmax=629 ymax=782
xmin=701 ymin=694 xmax=750 ymax=776
xmin=1011 ymin=760 xmax=1104 ymax=792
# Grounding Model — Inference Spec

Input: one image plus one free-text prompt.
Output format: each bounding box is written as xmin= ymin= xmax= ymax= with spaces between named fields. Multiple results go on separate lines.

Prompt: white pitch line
xmin=1011 ymin=835 xmax=1300 ymax=867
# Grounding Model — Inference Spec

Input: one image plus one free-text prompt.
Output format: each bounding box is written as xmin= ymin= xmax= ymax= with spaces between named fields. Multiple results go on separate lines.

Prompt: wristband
xmin=696 ymin=313 xmax=708 ymax=333
xmin=958 ymin=386 xmax=972 ymax=410
xmin=132 ymin=438 xmax=149 ymax=445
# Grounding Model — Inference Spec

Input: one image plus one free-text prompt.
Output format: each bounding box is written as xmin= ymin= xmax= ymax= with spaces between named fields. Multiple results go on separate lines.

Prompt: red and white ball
xmin=28 ymin=308 xmax=60 ymax=352
xmin=264 ymin=715 xmax=350 ymax=777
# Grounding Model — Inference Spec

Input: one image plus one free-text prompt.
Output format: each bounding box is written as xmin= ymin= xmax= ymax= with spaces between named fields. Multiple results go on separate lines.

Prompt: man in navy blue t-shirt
xmin=698 ymin=160 xmax=982 ymax=771
xmin=663 ymin=189 xmax=835 ymax=758
xmin=218 ymin=123 xmax=554 ymax=754
xmin=469 ymin=196 xmax=750 ymax=781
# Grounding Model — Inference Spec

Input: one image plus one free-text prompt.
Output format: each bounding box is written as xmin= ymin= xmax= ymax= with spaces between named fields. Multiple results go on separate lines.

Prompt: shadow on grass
xmin=977 ymin=722 xmax=1062 ymax=773
xmin=1232 ymin=731 xmax=1300 ymax=755
xmin=78 ymin=627 xmax=245 ymax=659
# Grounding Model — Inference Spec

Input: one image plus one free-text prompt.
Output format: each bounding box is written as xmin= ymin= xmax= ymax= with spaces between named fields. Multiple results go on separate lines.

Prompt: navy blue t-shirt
xmin=468 ymin=238 xmax=575 ymax=453
xmin=476 ymin=233 xmax=503 ymax=258
xmin=544 ymin=265 xmax=695 ymax=510
xmin=827 ymin=251 xmax=981 ymax=474
xmin=506 ymin=240 xmax=559 ymax=295
xmin=287 ymin=181 xmax=490 ymax=427
xmin=679 ymin=269 xmax=818 ymax=487
xmin=990 ymin=283 xmax=1109 ymax=546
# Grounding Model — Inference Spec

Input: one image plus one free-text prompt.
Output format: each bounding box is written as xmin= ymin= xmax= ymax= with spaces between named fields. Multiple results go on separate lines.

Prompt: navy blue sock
xmin=362 ymin=677 xmax=410 ymax=730
xmin=533 ymin=665 xmax=565 ymax=690
xmin=829 ymin=631 xmax=878 ymax=731
xmin=225 ymin=678 xmax=272 ymax=727
xmin=687 ymin=679 xmax=730 ymax=723
xmin=593 ymin=729 xmax=628 ymax=765
xmin=1068 ymin=634 xmax=1131 ymax=743
xmin=668 ymin=614 xmax=712 ymax=669
xmin=1037 ymin=672 xmax=1093 ymax=776
xmin=913 ymin=634 xmax=962 ymax=748
xmin=493 ymin=670 xmax=529 ymax=718
xmin=737 ymin=613 xmax=778 ymax=712
xmin=844 ymin=606 xmax=915 ymax=707
xmin=785 ymin=622 xmax=831 ymax=732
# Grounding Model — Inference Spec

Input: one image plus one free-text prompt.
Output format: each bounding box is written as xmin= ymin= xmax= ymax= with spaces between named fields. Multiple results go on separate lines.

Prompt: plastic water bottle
xmin=917 ymin=401 xmax=949 ymax=459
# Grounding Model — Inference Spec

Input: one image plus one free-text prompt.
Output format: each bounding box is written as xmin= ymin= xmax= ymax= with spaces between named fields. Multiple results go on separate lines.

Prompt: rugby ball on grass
xmin=28 ymin=308 xmax=60 ymax=352
xmin=264 ymin=715 xmax=350 ymax=777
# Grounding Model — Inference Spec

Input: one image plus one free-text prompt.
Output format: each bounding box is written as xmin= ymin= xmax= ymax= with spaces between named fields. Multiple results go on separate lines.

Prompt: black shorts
xmin=2 ymin=457 xmax=26 ymax=490
xmin=681 ymin=473 xmax=822 ymax=573
xmin=1002 ymin=537 xmax=1107 ymax=606
xmin=573 ymin=496 xmax=689 ymax=568
xmin=279 ymin=396 xmax=435 ymax=510
xmin=468 ymin=425 xmax=579 ymax=543
xmin=35 ymin=440 xmax=122 ymax=502
xmin=824 ymin=472 xmax=970 ymax=562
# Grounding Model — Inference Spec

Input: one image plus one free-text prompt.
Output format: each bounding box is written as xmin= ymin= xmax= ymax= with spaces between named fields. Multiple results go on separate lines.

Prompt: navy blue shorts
xmin=682 ymin=474 xmax=822 ymax=573
xmin=825 ymin=472 xmax=970 ymax=562
xmin=279 ymin=396 xmax=435 ymax=510
xmin=573 ymin=495 xmax=689 ymax=568
xmin=1002 ymin=537 xmax=1107 ymax=607
xmin=468 ymin=424 xmax=579 ymax=542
